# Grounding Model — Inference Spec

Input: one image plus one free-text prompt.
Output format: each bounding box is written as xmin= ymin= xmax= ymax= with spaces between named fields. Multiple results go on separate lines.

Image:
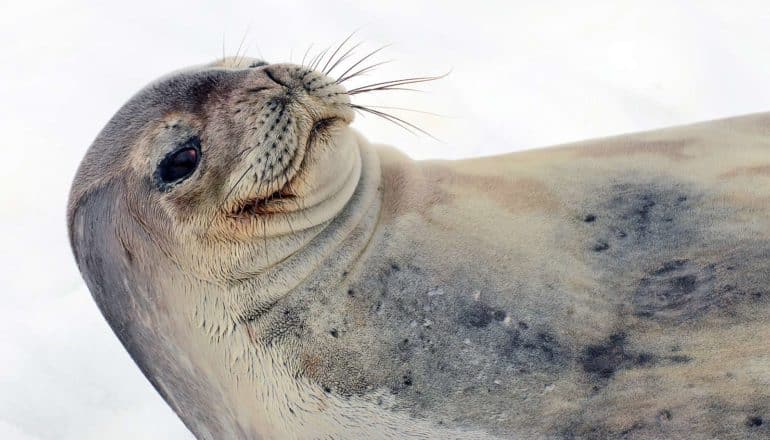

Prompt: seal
xmin=68 ymin=53 xmax=770 ymax=439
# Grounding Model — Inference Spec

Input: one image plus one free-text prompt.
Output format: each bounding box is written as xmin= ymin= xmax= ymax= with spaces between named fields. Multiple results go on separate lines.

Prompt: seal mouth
xmin=230 ymin=186 xmax=297 ymax=217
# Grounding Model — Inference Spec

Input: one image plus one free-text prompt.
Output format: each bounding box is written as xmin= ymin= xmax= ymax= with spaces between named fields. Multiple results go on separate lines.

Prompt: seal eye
xmin=157 ymin=139 xmax=201 ymax=186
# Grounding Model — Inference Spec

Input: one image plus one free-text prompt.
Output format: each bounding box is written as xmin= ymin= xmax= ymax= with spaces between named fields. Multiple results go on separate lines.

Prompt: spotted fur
xmin=69 ymin=56 xmax=770 ymax=439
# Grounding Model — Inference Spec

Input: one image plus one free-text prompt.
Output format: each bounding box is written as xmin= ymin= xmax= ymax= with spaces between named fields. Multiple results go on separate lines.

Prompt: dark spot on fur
xmin=657 ymin=409 xmax=673 ymax=423
xmin=296 ymin=258 xmax=572 ymax=435
xmin=652 ymin=259 xmax=688 ymax=275
xmin=668 ymin=354 xmax=692 ymax=363
xmin=671 ymin=275 xmax=697 ymax=294
xmin=330 ymin=329 xmax=338 ymax=338
xmin=592 ymin=241 xmax=610 ymax=252
xmin=591 ymin=184 xmax=698 ymax=254
xmin=535 ymin=332 xmax=558 ymax=361
xmin=580 ymin=333 xmax=653 ymax=380
xmin=636 ymin=352 xmax=653 ymax=365
xmin=584 ymin=214 xmax=597 ymax=223
xmin=746 ymin=416 xmax=763 ymax=428
xmin=634 ymin=259 xmax=720 ymax=322
xmin=459 ymin=302 xmax=495 ymax=328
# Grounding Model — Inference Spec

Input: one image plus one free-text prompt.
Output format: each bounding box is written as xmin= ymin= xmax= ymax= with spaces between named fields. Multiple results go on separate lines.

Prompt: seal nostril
xmin=265 ymin=69 xmax=289 ymax=88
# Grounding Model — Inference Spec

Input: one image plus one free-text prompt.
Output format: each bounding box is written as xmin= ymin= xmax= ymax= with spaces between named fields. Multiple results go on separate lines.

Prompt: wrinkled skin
xmin=68 ymin=57 xmax=770 ymax=439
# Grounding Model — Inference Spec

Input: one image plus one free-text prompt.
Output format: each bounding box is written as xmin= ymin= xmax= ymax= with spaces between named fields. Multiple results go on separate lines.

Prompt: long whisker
xmin=306 ymin=49 xmax=324 ymax=71
xmin=222 ymin=33 xmax=226 ymax=64
xmin=346 ymin=72 xmax=449 ymax=94
xmin=354 ymin=105 xmax=446 ymax=117
xmin=276 ymin=169 xmax=300 ymax=236
xmin=205 ymin=164 xmax=254 ymax=233
xmin=335 ymin=44 xmax=391 ymax=84
xmin=253 ymin=41 xmax=265 ymax=63
xmin=349 ymin=86 xmax=425 ymax=95
xmin=324 ymin=42 xmax=363 ymax=76
xmin=336 ymin=60 xmax=393 ymax=84
xmin=286 ymin=178 xmax=315 ymax=226
xmin=301 ymin=43 xmax=314 ymax=68
xmin=321 ymin=30 xmax=357 ymax=75
xmin=352 ymin=107 xmax=423 ymax=138
xmin=351 ymin=104 xmax=440 ymax=141
xmin=311 ymin=47 xmax=331 ymax=71
xmin=351 ymin=106 xmax=414 ymax=134
xmin=233 ymin=27 xmax=251 ymax=66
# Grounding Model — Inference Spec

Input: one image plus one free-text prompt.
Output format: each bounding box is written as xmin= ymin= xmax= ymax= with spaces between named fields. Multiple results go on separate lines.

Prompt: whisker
xmin=346 ymin=72 xmax=449 ymax=94
xmin=352 ymin=107 xmax=418 ymax=136
xmin=348 ymin=86 xmax=425 ymax=95
xmin=205 ymin=164 xmax=254 ymax=233
xmin=277 ymin=169 xmax=300 ymax=236
xmin=222 ymin=33 xmax=226 ymax=64
xmin=322 ymin=30 xmax=357 ymax=75
xmin=354 ymin=105 xmax=446 ymax=117
xmin=352 ymin=106 xmax=416 ymax=134
xmin=324 ymin=42 xmax=363 ymax=76
xmin=311 ymin=47 xmax=331 ymax=71
xmin=337 ymin=60 xmax=393 ymax=84
xmin=335 ymin=44 xmax=391 ymax=84
xmin=286 ymin=177 xmax=315 ymax=225
xmin=351 ymin=104 xmax=440 ymax=141
xmin=252 ymin=41 xmax=265 ymax=64
xmin=301 ymin=43 xmax=314 ymax=68
xmin=306 ymin=49 xmax=323 ymax=71
xmin=233 ymin=27 xmax=251 ymax=66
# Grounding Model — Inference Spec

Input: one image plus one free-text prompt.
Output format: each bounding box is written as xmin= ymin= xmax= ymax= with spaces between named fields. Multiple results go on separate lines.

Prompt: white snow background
xmin=1 ymin=1 xmax=769 ymax=438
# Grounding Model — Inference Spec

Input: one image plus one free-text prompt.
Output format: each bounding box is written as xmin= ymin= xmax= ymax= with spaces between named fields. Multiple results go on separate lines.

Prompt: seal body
xmin=68 ymin=57 xmax=770 ymax=439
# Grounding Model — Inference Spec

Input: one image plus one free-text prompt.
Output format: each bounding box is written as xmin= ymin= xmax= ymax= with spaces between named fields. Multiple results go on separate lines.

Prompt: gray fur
xmin=68 ymin=58 xmax=770 ymax=439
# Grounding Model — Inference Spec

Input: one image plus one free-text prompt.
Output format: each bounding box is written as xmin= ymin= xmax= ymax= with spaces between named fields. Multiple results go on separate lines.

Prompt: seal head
xmin=67 ymin=57 xmax=382 ymax=438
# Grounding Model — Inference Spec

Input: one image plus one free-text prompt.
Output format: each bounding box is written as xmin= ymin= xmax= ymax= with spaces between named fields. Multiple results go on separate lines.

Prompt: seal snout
xmin=213 ymin=63 xmax=358 ymax=226
xmin=251 ymin=63 xmax=354 ymax=124
xmin=263 ymin=67 xmax=291 ymax=89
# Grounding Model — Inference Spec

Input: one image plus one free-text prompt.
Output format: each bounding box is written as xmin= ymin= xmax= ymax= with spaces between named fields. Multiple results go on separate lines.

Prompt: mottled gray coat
xmin=69 ymin=57 xmax=770 ymax=439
